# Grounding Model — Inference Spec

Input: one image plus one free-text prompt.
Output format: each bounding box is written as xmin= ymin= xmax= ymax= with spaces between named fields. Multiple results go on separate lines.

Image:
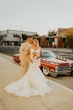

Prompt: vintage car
xmin=40 ymin=50 xmax=73 ymax=77
xmin=13 ymin=50 xmax=73 ymax=77
xmin=13 ymin=53 xmax=20 ymax=63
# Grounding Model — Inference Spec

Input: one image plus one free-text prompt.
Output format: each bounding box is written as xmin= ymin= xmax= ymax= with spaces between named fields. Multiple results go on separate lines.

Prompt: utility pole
xmin=16 ymin=25 xmax=23 ymax=45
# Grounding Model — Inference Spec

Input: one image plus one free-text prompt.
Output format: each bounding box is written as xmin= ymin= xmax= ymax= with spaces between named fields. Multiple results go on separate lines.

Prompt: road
xmin=0 ymin=46 xmax=73 ymax=59
xmin=44 ymin=48 xmax=73 ymax=60
xmin=0 ymin=52 xmax=73 ymax=91
xmin=48 ymin=76 xmax=73 ymax=90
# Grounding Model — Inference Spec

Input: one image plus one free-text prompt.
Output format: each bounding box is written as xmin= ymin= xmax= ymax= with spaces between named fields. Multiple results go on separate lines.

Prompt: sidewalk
xmin=0 ymin=56 xmax=73 ymax=110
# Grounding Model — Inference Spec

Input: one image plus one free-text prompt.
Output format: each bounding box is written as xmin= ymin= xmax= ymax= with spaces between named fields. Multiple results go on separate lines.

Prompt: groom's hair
xmin=27 ymin=37 xmax=33 ymax=44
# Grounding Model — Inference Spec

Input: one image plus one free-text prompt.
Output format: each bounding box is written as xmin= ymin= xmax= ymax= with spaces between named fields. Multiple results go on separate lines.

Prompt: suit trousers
xmin=21 ymin=58 xmax=30 ymax=75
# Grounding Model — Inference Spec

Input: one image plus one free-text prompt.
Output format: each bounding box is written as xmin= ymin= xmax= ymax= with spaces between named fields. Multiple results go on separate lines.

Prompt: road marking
xmin=48 ymin=79 xmax=73 ymax=93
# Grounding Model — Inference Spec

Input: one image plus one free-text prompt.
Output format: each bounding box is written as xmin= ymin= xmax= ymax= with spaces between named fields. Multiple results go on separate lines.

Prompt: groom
xmin=19 ymin=37 xmax=33 ymax=75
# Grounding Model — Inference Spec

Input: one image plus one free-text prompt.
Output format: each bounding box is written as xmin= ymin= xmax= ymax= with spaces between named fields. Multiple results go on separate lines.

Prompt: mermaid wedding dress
xmin=5 ymin=48 xmax=53 ymax=97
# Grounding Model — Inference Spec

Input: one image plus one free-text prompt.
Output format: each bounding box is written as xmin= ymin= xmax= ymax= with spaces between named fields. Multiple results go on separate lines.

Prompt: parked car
xmin=13 ymin=53 xmax=20 ymax=63
xmin=40 ymin=50 xmax=73 ymax=77
xmin=13 ymin=50 xmax=73 ymax=77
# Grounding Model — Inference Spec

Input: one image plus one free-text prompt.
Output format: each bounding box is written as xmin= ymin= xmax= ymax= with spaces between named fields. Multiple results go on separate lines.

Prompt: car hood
xmin=13 ymin=53 xmax=20 ymax=56
xmin=42 ymin=58 xmax=70 ymax=66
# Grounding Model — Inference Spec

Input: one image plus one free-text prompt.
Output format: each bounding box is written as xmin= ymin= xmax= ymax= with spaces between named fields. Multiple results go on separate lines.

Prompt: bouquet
xmin=32 ymin=52 xmax=38 ymax=59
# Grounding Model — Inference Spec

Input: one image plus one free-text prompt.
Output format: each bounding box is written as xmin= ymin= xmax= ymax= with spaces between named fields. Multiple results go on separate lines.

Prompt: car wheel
xmin=43 ymin=66 xmax=50 ymax=76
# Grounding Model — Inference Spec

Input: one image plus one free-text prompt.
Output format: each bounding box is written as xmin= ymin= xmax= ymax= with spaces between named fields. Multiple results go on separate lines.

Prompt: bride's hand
xmin=30 ymin=59 xmax=33 ymax=63
xmin=33 ymin=52 xmax=38 ymax=58
xmin=32 ymin=52 xmax=36 ymax=56
xmin=27 ymin=49 xmax=30 ymax=55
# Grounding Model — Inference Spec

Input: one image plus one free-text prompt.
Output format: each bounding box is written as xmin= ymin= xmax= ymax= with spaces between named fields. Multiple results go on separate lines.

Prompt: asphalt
xmin=0 ymin=54 xmax=73 ymax=110
xmin=0 ymin=46 xmax=73 ymax=60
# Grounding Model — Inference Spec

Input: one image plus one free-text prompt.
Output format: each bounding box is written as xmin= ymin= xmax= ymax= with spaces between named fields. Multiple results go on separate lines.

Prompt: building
xmin=0 ymin=29 xmax=38 ymax=46
xmin=40 ymin=35 xmax=47 ymax=47
xmin=39 ymin=35 xmax=67 ymax=48
xmin=58 ymin=27 xmax=73 ymax=36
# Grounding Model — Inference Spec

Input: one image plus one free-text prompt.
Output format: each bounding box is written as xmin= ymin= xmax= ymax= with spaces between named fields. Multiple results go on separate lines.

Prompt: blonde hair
xmin=33 ymin=39 xmax=39 ymax=46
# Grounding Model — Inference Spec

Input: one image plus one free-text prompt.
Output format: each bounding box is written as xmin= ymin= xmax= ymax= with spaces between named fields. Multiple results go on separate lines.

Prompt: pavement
xmin=0 ymin=55 xmax=73 ymax=110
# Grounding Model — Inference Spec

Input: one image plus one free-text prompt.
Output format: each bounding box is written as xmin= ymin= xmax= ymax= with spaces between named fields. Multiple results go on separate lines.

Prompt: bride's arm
xmin=37 ymin=47 xmax=42 ymax=58
xmin=33 ymin=47 xmax=42 ymax=59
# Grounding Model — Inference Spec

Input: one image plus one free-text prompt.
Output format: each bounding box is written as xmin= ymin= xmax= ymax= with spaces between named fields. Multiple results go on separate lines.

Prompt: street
xmin=48 ymin=76 xmax=73 ymax=90
xmin=43 ymin=48 xmax=73 ymax=60
xmin=0 ymin=46 xmax=73 ymax=59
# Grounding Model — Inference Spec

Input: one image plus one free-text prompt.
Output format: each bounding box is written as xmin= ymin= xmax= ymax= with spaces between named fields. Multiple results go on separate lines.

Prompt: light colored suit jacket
xmin=19 ymin=41 xmax=31 ymax=60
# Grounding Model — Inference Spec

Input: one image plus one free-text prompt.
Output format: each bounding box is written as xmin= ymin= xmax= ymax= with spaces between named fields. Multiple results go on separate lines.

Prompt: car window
xmin=42 ymin=52 xmax=56 ymax=58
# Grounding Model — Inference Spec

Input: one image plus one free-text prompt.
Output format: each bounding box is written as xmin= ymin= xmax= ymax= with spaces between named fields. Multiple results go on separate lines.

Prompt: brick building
xmin=58 ymin=27 xmax=73 ymax=36
xmin=39 ymin=35 xmax=67 ymax=48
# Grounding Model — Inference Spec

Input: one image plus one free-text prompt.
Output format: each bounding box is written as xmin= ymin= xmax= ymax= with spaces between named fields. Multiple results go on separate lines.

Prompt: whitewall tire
xmin=43 ymin=66 xmax=50 ymax=76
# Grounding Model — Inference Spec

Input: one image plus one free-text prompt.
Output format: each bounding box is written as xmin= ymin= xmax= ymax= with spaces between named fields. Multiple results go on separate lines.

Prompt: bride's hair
xmin=33 ymin=39 xmax=39 ymax=46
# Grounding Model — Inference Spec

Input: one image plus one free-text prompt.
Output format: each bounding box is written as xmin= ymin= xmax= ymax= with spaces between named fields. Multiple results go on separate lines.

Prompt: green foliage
xmin=48 ymin=30 xmax=57 ymax=36
xmin=67 ymin=33 xmax=73 ymax=50
xmin=22 ymin=34 xmax=27 ymax=40
xmin=67 ymin=36 xmax=73 ymax=48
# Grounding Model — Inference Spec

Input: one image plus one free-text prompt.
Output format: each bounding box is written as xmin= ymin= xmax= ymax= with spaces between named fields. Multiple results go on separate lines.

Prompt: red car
xmin=13 ymin=50 xmax=73 ymax=77
xmin=13 ymin=53 xmax=20 ymax=63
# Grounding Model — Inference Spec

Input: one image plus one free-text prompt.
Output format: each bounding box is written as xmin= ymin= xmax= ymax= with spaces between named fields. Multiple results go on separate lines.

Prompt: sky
xmin=0 ymin=0 xmax=73 ymax=35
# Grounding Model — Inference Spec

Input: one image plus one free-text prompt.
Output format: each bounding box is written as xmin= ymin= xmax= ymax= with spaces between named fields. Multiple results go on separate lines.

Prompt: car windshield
xmin=42 ymin=51 xmax=56 ymax=58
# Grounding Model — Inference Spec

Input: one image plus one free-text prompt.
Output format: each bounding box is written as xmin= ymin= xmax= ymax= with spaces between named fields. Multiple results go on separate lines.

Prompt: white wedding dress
xmin=5 ymin=48 xmax=53 ymax=97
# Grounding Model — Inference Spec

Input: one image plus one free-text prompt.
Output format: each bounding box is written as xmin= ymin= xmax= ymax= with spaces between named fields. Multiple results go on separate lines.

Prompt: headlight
xmin=55 ymin=66 xmax=58 ymax=72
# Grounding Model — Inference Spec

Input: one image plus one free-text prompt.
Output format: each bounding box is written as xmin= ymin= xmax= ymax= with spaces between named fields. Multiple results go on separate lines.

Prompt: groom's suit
xmin=19 ymin=41 xmax=31 ymax=75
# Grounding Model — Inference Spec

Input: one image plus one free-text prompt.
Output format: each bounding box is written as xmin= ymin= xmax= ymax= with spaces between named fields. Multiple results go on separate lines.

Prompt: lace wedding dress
xmin=5 ymin=48 xmax=53 ymax=97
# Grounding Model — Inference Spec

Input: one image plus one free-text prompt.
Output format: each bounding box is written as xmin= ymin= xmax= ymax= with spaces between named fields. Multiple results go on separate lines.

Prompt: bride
xmin=4 ymin=39 xmax=53 ymax=97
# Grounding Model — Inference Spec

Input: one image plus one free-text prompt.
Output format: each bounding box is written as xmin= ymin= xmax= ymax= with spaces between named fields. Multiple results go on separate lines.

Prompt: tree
xmin=66 ymin=29 xmax=73 ymax=52
xmin=48 ymin=30 xmax=57 ymax=36
xmin=22 ymin=34 xmax=27 ymax=41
